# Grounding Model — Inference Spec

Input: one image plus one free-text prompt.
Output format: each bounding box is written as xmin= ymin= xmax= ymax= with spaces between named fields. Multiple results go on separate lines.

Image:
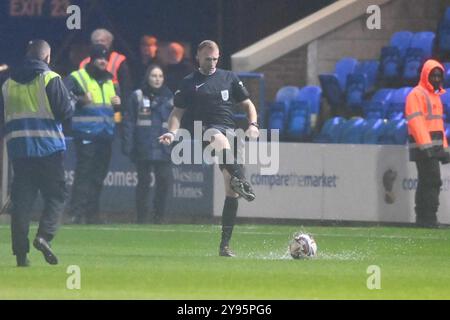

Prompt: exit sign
xmin=9 ymin=0 xmax=71 ymax=18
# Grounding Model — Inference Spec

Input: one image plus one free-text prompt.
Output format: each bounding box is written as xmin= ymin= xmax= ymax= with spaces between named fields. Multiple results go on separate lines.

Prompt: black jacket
xmin=122 ymin=85 xmax=173 ymax=161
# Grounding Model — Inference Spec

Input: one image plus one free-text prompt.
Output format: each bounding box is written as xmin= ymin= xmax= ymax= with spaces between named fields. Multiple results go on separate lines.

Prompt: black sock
xmin=219 ymin=149 xmax=245 ymax=180
xmin=220 ymin=196 xmax=238 ymax=248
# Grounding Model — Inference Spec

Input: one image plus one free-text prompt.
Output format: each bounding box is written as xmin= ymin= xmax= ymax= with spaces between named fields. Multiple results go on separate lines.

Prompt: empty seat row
xmin=269 ymin=85 xmax=322 ymax=140
xmin=319 ymin=57 xmax=379 ymax=113
xmin=379 ymin=31 xmax=435 ymax=84
xmin=437 ymin=7 xmax=450 ymax=56
xmin=362 ymin=87 xmax=412 ymax=120
xmin=313 ymin=117 xmax=407 ymax=145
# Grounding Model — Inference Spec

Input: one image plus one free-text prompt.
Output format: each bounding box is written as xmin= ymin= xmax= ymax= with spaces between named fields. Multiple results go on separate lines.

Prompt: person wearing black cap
xmin=64 ymin=44 xmax=121 ymax=224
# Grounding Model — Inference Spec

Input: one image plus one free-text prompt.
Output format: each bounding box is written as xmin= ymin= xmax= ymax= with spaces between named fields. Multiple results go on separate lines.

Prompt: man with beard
xmin=65 ymin=44 xmax=121 ymax=224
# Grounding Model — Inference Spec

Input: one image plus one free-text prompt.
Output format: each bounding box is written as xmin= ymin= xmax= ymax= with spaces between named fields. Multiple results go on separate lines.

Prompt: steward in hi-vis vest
xmin=70 ymin=67 xmax=116 ymax=141
xmin=0 ymin=39 xmax=73 ymax=267
xmin=3 ymin=69 xmax=66 ymax=158
xmin=64 ymin=44 xmax=121 ymax=225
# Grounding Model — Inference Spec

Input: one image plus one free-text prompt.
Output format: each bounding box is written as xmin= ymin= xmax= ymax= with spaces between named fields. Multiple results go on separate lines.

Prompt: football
xmin=289 ymin=233 xmax=317 ymax=259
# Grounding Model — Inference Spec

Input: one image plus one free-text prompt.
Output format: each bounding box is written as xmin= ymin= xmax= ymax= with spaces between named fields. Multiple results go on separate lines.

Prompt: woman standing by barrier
xmin=122 ymin=65 xmax=173 ymax=223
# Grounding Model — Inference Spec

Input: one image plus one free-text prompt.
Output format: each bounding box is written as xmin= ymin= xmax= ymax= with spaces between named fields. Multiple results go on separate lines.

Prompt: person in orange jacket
xmin=405 ymin=59 xmax=450 ymax=228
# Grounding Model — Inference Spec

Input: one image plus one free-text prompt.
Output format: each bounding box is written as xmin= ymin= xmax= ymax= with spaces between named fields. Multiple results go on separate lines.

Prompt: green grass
xmin=1 ymin=223 xmax=450 ymax=299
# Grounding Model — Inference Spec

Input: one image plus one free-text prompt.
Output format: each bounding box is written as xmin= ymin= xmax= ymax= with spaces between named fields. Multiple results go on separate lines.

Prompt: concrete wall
xmin=255 ymin=0 xmax=449 ymax=102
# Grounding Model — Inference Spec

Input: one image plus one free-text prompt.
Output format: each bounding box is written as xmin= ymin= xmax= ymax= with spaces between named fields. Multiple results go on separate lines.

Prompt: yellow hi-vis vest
xmin=70 ymin=68 xmax=117 ymax=140
xmin=2 ymin=71 xmax=66 ymax=159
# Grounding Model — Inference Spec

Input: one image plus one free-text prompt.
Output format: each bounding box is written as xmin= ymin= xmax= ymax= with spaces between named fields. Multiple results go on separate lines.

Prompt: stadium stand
xmin=378 ymin=118 xmax=408 ymax=145
xmin=401 ymin=31 xmax=436 ymax=84
xmin=379 ymin=31 xmax=413 ymax=83
xmin=313 ymin=116 xmax=347 ymax=143
xmin=338 ymin=117 xmax=367 ymax=144
xmin=361 ymin=118 xmax=387 ymax=144
xmin=386 ymin=87 xmax=412 ymax=120
xmin=441 ymin=89 xmax=450 ymax=121
xmin=362 ymin=88 xmax=394 ymax=119
xmin=319 ymin=57 xmax=358 ymax=113
xmin=437 ymin=7 xmax=450 ymax=57
xmin=345 ymin=60 xmax=379 ymax=113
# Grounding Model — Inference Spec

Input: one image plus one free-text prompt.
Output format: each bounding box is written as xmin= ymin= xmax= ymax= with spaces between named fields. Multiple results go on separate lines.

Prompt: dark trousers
xmin=10 ymin=152 xmax=67 ymax=256
xmin=69 ymin=140 xmax=112 ymax=221
xmin=136 ymin=160 xmax=171 ymax=223
xmin=415 ymin=158 xmax=442 ymax=225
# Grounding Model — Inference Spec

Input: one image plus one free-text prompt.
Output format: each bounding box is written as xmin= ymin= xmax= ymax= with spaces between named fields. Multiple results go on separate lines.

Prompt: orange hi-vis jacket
xmin=405 ymin=59 xmax=449 ymax=161
xmin=80 ymin=51 xmax=126 ymax=85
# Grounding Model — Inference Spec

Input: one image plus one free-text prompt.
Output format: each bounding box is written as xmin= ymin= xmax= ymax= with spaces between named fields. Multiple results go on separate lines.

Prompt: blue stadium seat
xmin=402 ymin=32 xmax=435 ymax=83
xmin=379 ymin=31 xmax=413 ymax=81
xmin=297 ymin=86 xmax=322 ymax=131
xmin=346 ymin=60 xmax=380 ymax=111
xmin=286 ymin=101 xmax=310 ymax=140
xmin=275 ymin=86 xmax=300 ymax=115
xmin=319 ymin=57 xmax=358 ymax=111
xmin=445 ymin=6 xmax=450 ymax=21
xmin=386 ymin=87 xmax=412 ymax=120
xmin=411 ymin=31 xmax=435 ymax=58
xmin=379 ymin=119 xmax=408 ymax=145
xmin=268 ymin=101 xmax=287 ymax=136
xmin=440 ymin=89 xmax=450 ymax=121
xmin=445 ymin=122 xmax=450 ymax=141
xmin=362 ymin=118 xmax=387 ymax=144
xmin=313 ymin=117 xmax=347 ymax=143
xmin=339 ymin=118 xmax=367 ymax=144
xmin=437 ymin=8 xmax=450 ymax=55
xmin=443 ymin=63 xmax=450 ymax=88
xmin=363 ymin=89 xmax=395 ymax=119
xmin=391 ymin=31 xmax=415 ymax=58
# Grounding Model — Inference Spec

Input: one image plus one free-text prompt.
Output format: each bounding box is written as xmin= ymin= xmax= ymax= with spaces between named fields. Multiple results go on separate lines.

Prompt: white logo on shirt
xmin=195 ymin=83 xmax=206 ymax=90
xmin=221 ymin=90 xmax=229 ymax=101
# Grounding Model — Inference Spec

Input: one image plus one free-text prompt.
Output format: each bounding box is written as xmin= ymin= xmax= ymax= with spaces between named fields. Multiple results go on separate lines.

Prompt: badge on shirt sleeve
xmin=221 ymin=90 xmax=229 ymax=101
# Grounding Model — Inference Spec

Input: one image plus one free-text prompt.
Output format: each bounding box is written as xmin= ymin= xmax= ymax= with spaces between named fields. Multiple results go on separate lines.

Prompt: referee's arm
xmin=158 ymin=106 xmax=186 ymax=145
xmin=239 ymin=99 xmax=258 ymax=124
xmin=239 ymin=99 xmax=259 ymax=139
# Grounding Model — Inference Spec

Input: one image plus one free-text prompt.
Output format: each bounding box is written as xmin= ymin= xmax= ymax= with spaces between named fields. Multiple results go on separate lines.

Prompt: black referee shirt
xmin=174 ymin=68 xmax=250 ymax=129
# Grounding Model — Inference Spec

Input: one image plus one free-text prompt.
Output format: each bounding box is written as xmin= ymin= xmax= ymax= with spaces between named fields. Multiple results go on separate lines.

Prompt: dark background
xmin=0 ymin=0 xmax=336 ymax=75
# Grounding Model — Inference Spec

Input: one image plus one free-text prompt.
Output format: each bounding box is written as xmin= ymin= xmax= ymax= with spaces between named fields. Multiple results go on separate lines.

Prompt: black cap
xmin=89 ymin=44 xmax=108 ymax=60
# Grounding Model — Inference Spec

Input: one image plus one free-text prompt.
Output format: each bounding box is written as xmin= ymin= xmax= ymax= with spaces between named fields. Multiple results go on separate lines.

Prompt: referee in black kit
xmin=159 ymin=40 xmax=259 ymax=257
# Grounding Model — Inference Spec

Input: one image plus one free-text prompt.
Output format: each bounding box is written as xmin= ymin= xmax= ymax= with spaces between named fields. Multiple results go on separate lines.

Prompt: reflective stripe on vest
xmin=407 ymin=87 xmax=445 ymax=152
xmin=70 ymin=69 xmax=116 ymax=139
xmin=70 ymin=68 xmax=116 ymax=105
xmin=3 ymin=71 xmax=57 ymax=122
xmin=72 ymin=116 xmax=111 ymax=123
xmin=135 ymin=89 xmax=151 ymax=127
xmin=416 ymin=87 xmax=443 ymax=120
xmin=5 ymin=129 xmax=64 ymax=142
xmin=79 ymin=51 xmax=126 ymax=85
xmin=2 ymin=71 xmax=65 ymax=158
xmin=137 ymin=119 xmax=152 ymax=126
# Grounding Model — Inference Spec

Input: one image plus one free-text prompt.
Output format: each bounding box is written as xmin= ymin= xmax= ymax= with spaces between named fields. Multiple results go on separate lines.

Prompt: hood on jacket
xmin=419 ymin=59 xmax=445 ymax=93
xmin=10 ymin=58 xmax=50 ymax=84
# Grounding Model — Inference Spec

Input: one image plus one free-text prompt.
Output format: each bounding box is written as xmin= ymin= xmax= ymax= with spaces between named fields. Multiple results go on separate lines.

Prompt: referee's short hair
xmin=197 ymin=40 xmax=219 ymax=53
xmin=26 ymin=39 xmax=51 ymax=60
